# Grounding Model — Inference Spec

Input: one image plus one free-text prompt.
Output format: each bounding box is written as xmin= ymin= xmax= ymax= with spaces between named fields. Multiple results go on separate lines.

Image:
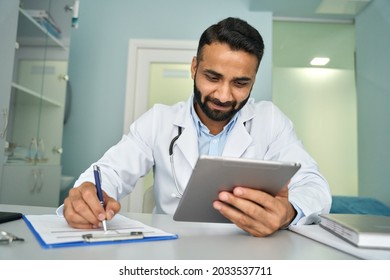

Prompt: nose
xmin=215 ymin=82 xmax=232 ymax=103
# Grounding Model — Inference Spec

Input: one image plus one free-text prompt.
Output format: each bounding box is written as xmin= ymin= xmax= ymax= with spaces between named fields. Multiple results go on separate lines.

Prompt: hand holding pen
xmin=93 ymin=165 xmax=108 ymax=232
xmin=62 ymin=166 xmax=121 ymax=230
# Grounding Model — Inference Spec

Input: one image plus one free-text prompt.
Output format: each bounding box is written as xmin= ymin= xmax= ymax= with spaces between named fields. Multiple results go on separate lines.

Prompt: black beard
xmin=193 ymin=81 xmax=249 ymax=122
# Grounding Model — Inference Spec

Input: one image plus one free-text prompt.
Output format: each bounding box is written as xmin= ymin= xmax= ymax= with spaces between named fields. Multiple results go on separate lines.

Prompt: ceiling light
xmin=310 ymin=57 xmax=330 ymax=66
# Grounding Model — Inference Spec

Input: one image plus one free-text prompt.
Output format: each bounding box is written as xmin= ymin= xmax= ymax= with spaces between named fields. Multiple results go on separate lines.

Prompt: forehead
xmin=198 ymin=43 xmax=258 ymax=76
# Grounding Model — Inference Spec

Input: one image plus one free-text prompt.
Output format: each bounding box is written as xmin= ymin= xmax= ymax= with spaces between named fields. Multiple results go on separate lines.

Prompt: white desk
xmin=0 ymin=204 xmax=357 ymax=260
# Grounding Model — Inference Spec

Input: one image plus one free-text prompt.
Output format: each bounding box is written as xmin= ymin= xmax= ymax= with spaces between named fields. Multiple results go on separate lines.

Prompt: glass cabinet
xmin=0 ymin=1 xmax=70 ymax=207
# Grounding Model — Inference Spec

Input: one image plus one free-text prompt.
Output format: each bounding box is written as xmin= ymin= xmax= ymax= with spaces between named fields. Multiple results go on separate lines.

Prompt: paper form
xmin=24 ymin=214 xmax=177 ymax=247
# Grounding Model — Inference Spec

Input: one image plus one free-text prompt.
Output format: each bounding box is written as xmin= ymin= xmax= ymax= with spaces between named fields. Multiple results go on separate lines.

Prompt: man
xmin=62 ymin=17 xmax=331 ymax=237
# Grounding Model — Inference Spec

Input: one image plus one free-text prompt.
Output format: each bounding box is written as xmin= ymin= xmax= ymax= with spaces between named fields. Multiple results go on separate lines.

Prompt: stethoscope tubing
xmin=169 ymin=126 xmax=183 ymax=199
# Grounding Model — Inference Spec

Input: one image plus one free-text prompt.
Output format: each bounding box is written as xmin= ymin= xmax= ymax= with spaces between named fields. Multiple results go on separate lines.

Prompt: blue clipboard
xmin=22 ymin=215 xmax=178 ymax=249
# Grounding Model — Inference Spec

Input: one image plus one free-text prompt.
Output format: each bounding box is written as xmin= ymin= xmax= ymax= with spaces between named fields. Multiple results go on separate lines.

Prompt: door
xmin=123 ymin=40 xmax=197 ymax=212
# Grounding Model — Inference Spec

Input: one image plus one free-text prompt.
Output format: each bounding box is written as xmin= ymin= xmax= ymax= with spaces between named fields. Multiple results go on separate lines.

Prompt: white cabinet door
xmin=0 ymin=165 xmax=60 ymax=207
xmin=0 ymin=1 xmax=19 ymax=185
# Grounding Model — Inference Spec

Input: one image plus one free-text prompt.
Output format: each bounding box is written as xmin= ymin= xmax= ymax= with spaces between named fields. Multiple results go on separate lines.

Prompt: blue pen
xmin=93 ymin=165 xmax=107 ymax=232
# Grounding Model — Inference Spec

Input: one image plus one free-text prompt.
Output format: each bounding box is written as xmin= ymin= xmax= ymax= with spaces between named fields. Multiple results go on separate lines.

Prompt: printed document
xmin=24 ymin=214 xmax=177 ymax=247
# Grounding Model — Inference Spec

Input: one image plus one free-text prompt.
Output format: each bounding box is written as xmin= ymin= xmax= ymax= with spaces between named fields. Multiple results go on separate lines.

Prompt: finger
xmin=216 ymin=189 xmax=291 ymax=235
xmin=234 ymin=186 xmax=296 ymax=229
xmin=231 ymin=183 xmax=290 ymax=205
xmin=64 ymin=211 xmax=97 ymax=229
xmin=213 ymin=199 xmax=271 ymax=236
xmin=275 ymin=185 xmax=289 ymax=198
xmin=66 ymin=184 xmax=102 ymax=226
xmin=214 ymin=192 xmax=269 ymax=230
xmin=213 ymin=196 xmax=259 ymax=224
xmin=233 ymin=187 xmax=280 ymax=210
xmin=79 ymin=183 xmax=108 ymax=222
xmin=63 ymin=195 xmax=98 ymax=229
xmin=104 ymin=195 xmax=121 ymax=220
xmin=233 ymin=187 xmax=293 ymax=223
xmin=217 ymin=190 xmax=269 ymax=221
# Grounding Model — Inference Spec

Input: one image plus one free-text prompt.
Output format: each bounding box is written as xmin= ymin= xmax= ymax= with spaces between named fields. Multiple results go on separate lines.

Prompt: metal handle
xmin=52 ymin=147 xmax=63 ymax=154
xmin=36 ymin=169 xmax=44 ymax=192
xmin=31 ymin=170 xmax=38 ymax=193
xmin=59 ymin=74 xmax=69 ymax=81
xmin=0 ymin=108 xmax=8 ymax=139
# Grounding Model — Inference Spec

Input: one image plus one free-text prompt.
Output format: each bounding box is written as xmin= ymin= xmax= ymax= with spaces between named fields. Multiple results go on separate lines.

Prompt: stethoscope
xmin=169 ymin=126 xmax=183 ymax=199
xmin=168 ymin=121 xmax=249 ymax=199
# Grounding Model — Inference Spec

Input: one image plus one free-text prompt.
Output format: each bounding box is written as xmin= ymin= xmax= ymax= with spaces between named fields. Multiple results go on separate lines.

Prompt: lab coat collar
xmin=172 ymin=96 xmax=256 ymax=168
xmin=223 ymin=99 xmax=255 ymax=157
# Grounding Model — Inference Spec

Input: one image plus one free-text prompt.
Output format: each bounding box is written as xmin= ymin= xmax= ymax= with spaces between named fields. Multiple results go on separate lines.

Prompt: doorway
xmin=122 ymin=40 xmax=197 ymax=212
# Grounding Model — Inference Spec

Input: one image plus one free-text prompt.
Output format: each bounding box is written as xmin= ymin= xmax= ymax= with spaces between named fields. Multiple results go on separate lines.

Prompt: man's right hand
xmin=63 ymin=182 xmax=121 ymax=229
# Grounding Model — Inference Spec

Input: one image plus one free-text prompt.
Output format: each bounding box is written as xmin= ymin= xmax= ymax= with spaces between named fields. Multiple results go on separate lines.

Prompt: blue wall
xmin=356 ymin=0 xmax=390 ymax=205
xmin=62 ymin=0 xmax=272 ymax=179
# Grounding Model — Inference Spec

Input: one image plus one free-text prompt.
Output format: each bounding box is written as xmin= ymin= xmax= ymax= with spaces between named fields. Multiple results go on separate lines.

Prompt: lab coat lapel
xmin=223 ymin=121 xmax=252 ymax=157
xmin=223 ymin=106 xmax=254 ymax=157
xmin=172 ymin=99 xmax=199 ymax=169
xmin=175 ymin=126 xmax=198 ymax=168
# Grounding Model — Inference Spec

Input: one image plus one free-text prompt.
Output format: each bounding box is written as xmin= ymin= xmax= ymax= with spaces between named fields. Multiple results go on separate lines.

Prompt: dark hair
xmin=196 ymin=17 xmax=264 ymax=71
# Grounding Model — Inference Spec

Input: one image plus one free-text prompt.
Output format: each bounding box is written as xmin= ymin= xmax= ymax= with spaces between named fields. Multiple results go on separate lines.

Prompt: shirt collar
xmin=190 ymin=95 xmax=239 ymax=137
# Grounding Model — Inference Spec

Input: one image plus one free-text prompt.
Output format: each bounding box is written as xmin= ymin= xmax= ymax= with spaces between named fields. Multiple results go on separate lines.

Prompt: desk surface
xmin=0 ymin=204 xmax=357 ymax=260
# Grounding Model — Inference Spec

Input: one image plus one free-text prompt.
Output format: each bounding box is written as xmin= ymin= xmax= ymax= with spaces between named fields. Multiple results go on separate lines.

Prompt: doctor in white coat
xmin=63 ymin=17 xmax=331 ymax=237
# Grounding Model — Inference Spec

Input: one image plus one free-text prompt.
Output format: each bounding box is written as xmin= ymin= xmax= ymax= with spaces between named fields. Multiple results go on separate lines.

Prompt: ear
xmin=190 ymin=56 xmax=197 ymax=79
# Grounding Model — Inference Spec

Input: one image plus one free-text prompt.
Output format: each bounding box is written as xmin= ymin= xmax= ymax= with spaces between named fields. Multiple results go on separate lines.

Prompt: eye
xmin=205 ymin=74 xmax=219 ymax=82
xmin=234 ymin=80 xmax=250 ymax=88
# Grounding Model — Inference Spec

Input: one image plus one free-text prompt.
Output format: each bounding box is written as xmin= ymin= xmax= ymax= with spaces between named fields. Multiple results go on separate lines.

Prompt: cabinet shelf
xmin=17 ymin=8 xmax=67 ymax=50
xmin=11 ymin=82 xmax=62 ymax=107
xmin=4 ymin=160 xmax=52 ymax=166
xmin=1 ymin=0 xmax=66 ymax=207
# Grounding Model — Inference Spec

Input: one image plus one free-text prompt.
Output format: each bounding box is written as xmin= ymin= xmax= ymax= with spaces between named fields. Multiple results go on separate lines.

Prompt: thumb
xmin=276 ymin=185 xmax=289 ymax=198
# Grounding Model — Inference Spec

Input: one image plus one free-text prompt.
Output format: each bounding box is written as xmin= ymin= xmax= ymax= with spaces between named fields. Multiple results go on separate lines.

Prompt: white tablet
xmin=173 ymin=155 xmax=301 ymax=223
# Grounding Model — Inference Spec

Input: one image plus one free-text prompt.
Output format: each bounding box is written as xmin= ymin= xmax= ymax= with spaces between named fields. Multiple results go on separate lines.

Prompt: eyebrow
xmin=203 ymin=69 xmax=253 ymax=82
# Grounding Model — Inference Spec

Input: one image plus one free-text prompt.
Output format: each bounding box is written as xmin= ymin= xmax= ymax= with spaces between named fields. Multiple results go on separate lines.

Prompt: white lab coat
xmin=74 ymin=96 xmax=332 ymax=225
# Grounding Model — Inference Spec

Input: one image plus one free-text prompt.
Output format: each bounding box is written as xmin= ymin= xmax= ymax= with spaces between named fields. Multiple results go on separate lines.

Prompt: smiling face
xmin=191 ymin=42 xmax=258 ymax=133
